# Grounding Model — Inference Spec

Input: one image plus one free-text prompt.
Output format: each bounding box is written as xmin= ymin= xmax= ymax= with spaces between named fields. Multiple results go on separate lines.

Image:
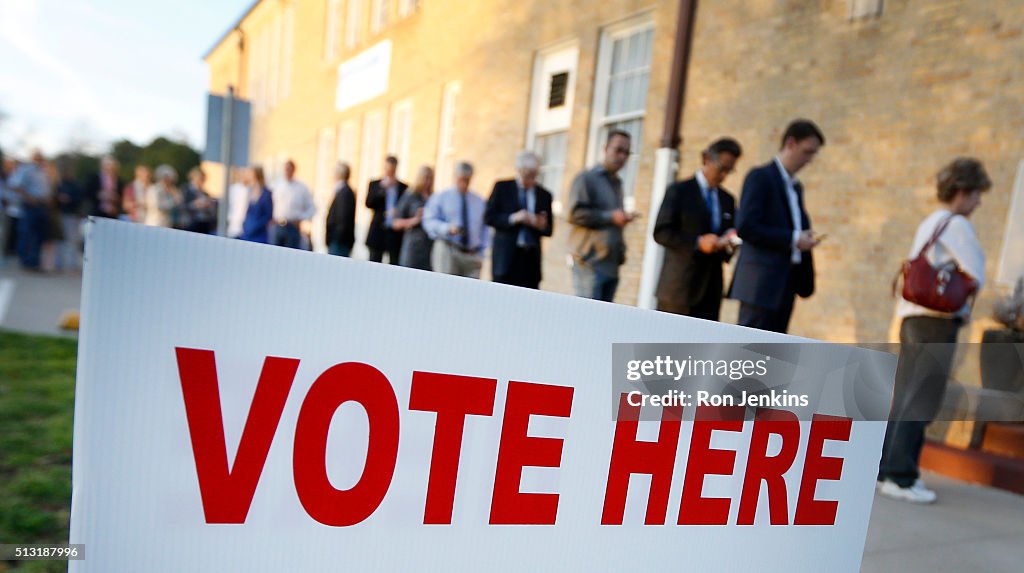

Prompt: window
xmin=346 ymin=0 xmax=364 ymax=49
xmin=371 ymin=0 xmax=389 ymax=34
xmin=997 ymin=160 xmax=1024 ymax=285
xmin=247 ymin=28 xmax=262 ymax=112
xmin=527 ymin=44 xmax=578 ymax=211
xmin=388 ymin=99 xmax=413 ymax=181
xmin=360 ymin=111 xmax=385 ymax=195
xmin=281 ymin=3 xmax=295 ymax=101
xmin=436 ymin=82 xmax=461 ymax=189
xmin=268 ymin=14 xmax=281 ymax=108
xmin=534 ymin=131 xmax=569 ymax=212
xmin=337 ymin=119 xmax=359 ymax=165
xmin=324 ymin=0 xmax=342 ymax=60
xmin=312 ymin=127 xmax=337 ymax=252
xmin=398 ymin=0 xmax=419 ymax=18
xmin=849 ymin=0 xmax=884 ymax=19
xmin=588 ymin=18 xmax=653 ymax=209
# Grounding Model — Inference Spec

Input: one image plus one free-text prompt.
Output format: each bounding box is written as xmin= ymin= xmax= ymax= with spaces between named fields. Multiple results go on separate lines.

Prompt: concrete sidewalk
xmin=2 ymin=257 xmax=1023 ymax=571
xmin=862 ymin=471 xmax=1024 ymax=572
xmin=0 ymin=260 xmax=82 ymax=338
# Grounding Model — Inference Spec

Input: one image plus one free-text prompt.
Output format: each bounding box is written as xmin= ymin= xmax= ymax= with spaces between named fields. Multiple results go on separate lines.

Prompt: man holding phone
xmin=728 ymin=119 xmax=825 ymax=333
xmin=566 ymin=129 xmax=637 ymax=302
xmin=654 ymin=138 xmax=743 ymax=320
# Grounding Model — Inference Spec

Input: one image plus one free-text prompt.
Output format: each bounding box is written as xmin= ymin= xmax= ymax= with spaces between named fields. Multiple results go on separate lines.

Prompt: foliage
xmin=0 ymin=331 xmax=77 ymax=573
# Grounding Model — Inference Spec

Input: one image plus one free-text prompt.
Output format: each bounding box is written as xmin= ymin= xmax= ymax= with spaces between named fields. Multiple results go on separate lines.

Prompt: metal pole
xmin=638 ymin=0 xmax=699 ymax=309
xmin=217 ymin=85 xmax=235 ymax=237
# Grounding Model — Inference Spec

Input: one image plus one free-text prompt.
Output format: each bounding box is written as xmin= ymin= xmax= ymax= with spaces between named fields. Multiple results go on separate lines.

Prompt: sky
xmin=0 ymin=0 xmax=253 ymax=157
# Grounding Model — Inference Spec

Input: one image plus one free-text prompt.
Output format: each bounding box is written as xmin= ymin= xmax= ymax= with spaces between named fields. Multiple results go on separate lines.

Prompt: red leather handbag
xmin=894 ymin=215 xmax=978 ymax=313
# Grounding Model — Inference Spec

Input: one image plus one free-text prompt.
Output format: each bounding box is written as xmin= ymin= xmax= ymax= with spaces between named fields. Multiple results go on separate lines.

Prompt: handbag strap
xmin=891 ymin=213 xmax=956 ymax=298
xmin=915 ymin=214 xmax=956 ymax=260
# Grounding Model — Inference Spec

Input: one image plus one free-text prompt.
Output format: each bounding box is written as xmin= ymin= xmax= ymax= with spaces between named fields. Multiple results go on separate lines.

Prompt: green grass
xmin=0 ymin=331 xmax=77 ymax=573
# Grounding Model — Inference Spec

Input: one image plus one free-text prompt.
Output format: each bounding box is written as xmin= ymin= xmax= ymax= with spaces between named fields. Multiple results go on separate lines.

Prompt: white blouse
xmin=896 ymin=208 xmax=986 ymax=320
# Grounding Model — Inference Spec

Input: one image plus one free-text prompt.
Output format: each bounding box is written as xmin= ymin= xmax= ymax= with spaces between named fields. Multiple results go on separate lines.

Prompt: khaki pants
xmin=432 ymin=242 xmax=482 ymax=278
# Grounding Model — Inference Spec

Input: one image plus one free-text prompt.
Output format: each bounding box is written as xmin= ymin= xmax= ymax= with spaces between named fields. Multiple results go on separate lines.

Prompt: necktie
xmin=460 ymin=192 xmax=470 ymax=248
xmin=793 ymin=181 xmax=805 ymax=230
xmin=706 ymin=187 xmax=720 ymax=234
xmin=517 ymin=186 xmax=537 ymax=249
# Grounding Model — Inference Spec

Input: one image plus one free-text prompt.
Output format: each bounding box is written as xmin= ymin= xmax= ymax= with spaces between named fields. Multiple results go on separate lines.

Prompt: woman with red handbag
xmin=878 ymin=158 xmax=991 ymax=504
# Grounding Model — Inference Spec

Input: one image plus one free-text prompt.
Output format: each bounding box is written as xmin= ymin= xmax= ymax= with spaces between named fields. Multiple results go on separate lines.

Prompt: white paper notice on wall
xmin=70 ymin=219 xmax=894 ymax=572
xmin=336 ymin=40 xmax=391 ymax=111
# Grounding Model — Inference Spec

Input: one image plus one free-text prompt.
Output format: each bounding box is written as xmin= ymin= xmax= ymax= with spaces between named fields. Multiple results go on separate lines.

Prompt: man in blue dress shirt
xmin=423 ymin=161 xmax=490 ymax=278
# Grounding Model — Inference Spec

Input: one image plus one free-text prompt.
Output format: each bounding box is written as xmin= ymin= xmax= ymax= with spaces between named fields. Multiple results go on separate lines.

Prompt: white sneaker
xmin=876 ymin=479 xmax=937 ymax=504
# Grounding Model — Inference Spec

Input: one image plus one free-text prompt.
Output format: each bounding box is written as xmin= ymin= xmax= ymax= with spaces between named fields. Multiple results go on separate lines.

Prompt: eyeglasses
xmin=711 ymin=159 xmax=735 ymax=175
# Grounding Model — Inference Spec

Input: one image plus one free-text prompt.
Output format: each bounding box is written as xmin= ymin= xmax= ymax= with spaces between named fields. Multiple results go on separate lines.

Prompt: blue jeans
xmin=17 ymin=206 xmax=49 ymax=269
xmin=272 ymin=223 xmax=301 ymax=250
xmin=328 ymin=242 xmax=352 ymax=257
xmin=572 ymin=263 xmax=619 ymax=302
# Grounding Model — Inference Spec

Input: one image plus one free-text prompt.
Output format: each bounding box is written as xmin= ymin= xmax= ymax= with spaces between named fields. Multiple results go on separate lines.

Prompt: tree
xmin=136 ymin=137 xmax=201 ymax=182
xmin=111 ymin=139 xmax=143 ymax=181
xmin=53 ymin=152 xmax=100 ymax=183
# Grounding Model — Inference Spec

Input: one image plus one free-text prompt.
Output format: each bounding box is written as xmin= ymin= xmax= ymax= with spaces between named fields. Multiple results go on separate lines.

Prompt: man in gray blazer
xmin=566 ymin=130 xmax=637 ymax=302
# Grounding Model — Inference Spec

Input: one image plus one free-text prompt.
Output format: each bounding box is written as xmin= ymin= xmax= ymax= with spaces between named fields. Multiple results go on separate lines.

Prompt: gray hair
xmin=453 ymin=161 xmax=474 ymax=179
xmin=515 ymin=150 xmax=541 ymax=172
xmin=335 ymin=161 xmax=351 ymax=179
xmin=155 ymin=164 xmax=178 ymax=182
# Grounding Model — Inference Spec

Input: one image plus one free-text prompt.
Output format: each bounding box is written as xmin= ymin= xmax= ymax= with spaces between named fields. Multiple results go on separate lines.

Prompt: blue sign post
xmin=203 ymin=88 xmax=251 ymax=236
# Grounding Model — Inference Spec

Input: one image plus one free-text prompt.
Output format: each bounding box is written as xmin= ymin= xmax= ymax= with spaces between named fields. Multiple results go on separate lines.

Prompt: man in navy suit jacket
xmin=729 ymin=119 xmax=825 ymax=333
xmin=484 ymin=151 xmax=553 ymax=289
xmin=654 ymin=138 xmax=742 ymax=320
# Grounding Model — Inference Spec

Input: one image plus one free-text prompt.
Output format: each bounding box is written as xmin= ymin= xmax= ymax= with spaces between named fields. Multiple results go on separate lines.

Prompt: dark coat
xmin=728 ymin=161 xmax=815 ymax=310
xmin=364 ymin=178 xmax=408 ymax=251
xmin=484 ymin=179 xmax=553 ymax=281
xmin=325 ymin=182 xmax=357 ymax=248
xmin=653 ymin=176 xmax=736 ymax=307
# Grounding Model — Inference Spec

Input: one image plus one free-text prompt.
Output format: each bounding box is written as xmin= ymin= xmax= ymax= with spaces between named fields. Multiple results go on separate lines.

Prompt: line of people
xmin=320 ymin=152 xmax=553 ymax=288
xmin=0 ymin=152 xmax=218 ymax=272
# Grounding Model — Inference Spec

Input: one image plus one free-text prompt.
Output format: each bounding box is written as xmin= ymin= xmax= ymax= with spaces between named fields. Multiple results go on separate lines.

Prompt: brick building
xmin=204 ymin=0 xmax=1023 ymax=344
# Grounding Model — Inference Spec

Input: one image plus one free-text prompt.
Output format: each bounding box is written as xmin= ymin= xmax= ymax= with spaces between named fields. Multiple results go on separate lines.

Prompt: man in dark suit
xmin=365 ymin=155 xmax=408 ymax=263
xmin=729 ymin=119 xmax=825 ymax=333
xmin=84 ymin=156 xmax=123 ymax=218
xmin=485 ymin=151 xmax=553 ymax=289
xmin=654 ymin=138 xmax=742 ymax=320
xmin=325 ymin=162 xmax=357 ymax=257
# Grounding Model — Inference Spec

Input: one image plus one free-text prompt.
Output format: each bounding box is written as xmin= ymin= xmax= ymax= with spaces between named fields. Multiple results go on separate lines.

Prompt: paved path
xmin=0 ymin=260 xmax=81 ymax=338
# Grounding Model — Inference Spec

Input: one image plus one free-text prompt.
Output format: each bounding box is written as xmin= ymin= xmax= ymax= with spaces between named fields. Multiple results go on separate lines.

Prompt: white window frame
xmin=849 ymin=0 xmax=884 ymax=20
xmin=312 ymin=127 xmax=337 ymax=253
xmin=346 ymin=0 xmax=364 ymax=49
xmin=388 ymin=99 xmax=413 ymax=181
xmin=398 ymin=0 xmax=419 ymax=18
xmin=527 ymin=41 xmax=579 ymax=214
xmin=337 ymin=119 xmax=359 ymax=165
xmin=281 ymin=3 xmax=295 ymax=101
xmin=371 ymin=0 xmax=389 ymax=34
xmin=268 ymin=14 xmax=281 ymax=108
xmin=586 ymin=15 xmax=654 ymax=210
xmin=436 ymin=81 xmax=461 ymax=190
xmin=247 ymin=27 xmax=262 ymax=113
xmin=324 ymin=0 xmax=342 ymax=61
xmin=360 ymin=110 xmax=386 ymax=197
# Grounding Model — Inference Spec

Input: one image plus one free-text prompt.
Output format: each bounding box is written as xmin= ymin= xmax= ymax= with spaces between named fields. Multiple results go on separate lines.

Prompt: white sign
xmin=70 ymin=220 xmax=893 ymax=572
xmin=336 ymin=40 xmax=391 ymax=111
